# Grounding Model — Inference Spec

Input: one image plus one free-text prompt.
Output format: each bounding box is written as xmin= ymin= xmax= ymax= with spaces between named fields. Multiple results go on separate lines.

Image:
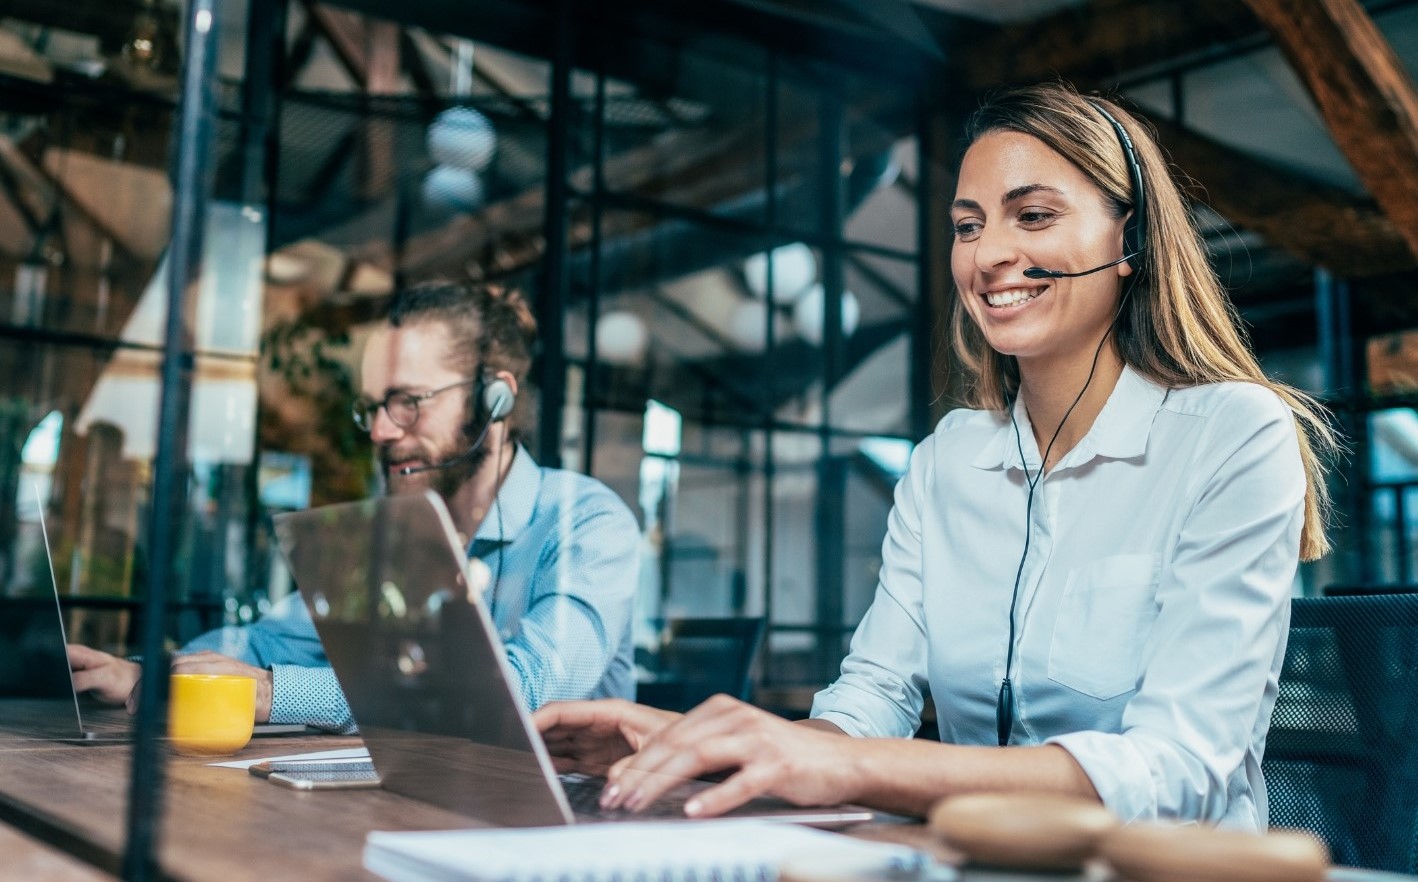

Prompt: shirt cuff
xmin=268 ymin=664 xmax=358 ymax=734
xmin=1046 ymin=730 xmax=1158 ymax=823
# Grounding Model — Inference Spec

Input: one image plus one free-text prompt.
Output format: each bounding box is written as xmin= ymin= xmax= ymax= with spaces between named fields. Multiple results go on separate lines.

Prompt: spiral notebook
xmin=363 ymin=820 xmax=932 ymax=882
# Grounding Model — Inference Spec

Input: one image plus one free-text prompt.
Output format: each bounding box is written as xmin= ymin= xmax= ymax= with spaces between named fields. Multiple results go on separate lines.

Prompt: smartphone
xmin=249 ymin=758 xmax=382 ymax=790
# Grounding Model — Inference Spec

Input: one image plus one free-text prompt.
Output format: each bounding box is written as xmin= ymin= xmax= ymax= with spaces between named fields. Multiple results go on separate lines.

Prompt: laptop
xmin=272 ymin=490 xmax=875 ymax=827
xmin=2 ymin=479 xmax=313 ymax=741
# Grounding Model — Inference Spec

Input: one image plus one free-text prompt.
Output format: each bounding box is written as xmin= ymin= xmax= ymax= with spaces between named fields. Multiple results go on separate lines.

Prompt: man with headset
xmin=67 ymin=281 xmax=640 ymax=733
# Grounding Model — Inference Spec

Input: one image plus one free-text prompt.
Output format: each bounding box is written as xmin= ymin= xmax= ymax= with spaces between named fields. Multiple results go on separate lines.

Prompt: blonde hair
xmin=949 ymin=83 xmax=1336 ymax=560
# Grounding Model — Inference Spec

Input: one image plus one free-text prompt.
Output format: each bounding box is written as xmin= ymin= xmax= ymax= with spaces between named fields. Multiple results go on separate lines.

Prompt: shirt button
xmin=500 ymin=629 xmax=513 ymax=641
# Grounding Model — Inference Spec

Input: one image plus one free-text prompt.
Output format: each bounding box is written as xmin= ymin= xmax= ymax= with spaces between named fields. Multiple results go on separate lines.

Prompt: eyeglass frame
xmin=351 ymin=376 xmax=482 ymax=433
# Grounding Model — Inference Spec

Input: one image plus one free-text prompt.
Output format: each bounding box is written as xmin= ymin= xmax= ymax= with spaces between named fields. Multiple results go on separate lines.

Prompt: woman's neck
xmin=1017 ymin=342 xmax=1126 ymax=472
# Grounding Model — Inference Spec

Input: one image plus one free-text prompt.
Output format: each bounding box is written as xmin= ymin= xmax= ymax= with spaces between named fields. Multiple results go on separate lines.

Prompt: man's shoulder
xmin=533 ymin=465 xmax=637 ymax=525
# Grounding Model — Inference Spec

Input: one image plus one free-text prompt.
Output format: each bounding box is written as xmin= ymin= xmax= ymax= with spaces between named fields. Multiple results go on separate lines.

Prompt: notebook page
xmin=365 ymin=819 xmax=928 ymax=882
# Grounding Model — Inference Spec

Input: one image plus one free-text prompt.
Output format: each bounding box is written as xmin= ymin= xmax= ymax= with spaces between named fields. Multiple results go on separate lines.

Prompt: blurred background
xmin=2 ymin=0 xmax=1417 ymax=712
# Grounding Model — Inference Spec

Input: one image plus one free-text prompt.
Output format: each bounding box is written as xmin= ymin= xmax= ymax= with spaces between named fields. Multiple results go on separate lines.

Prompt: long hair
xmin=949 ymin=82 xmax=1336 ymax=560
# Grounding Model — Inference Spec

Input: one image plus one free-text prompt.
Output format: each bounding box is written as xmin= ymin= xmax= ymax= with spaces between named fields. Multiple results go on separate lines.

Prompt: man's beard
xmin=380 ymin=434 xmax=490 ymax=503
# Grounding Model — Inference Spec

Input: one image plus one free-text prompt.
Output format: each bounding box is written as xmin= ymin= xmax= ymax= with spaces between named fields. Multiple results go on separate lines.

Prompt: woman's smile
xmin=982 ymin=284 xmax=1049 ymax=309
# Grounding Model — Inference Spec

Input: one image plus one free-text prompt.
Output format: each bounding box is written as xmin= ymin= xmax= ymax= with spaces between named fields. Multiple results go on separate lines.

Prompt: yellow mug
xmin=167 ymin=673 xmax=257 ymax=757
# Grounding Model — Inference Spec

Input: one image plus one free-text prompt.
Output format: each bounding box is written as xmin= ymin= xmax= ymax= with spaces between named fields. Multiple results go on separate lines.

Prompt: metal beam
xmin=536 ymin=0 xmax=572 ymax=468
xmin=123 ymin=0 xmax=219 ymax=876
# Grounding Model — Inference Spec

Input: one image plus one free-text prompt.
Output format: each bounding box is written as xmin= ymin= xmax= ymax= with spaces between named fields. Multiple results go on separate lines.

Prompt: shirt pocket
xmin=1048 ymin=552 xmax=1161 ymax=701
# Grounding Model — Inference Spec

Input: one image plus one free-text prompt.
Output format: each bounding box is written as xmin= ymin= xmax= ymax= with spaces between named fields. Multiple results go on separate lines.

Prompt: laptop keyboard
xmin=559 ymin=773 xmax=694 ymax=819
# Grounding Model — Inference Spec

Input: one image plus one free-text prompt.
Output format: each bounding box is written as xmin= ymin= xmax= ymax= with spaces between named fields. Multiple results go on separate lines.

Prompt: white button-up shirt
xmin=811 ymin=366 xmax=1305 ymax=829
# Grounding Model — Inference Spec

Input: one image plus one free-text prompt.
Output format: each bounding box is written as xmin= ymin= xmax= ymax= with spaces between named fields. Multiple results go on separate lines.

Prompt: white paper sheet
xmin=207 ymin=746 xmax=370 ymax=769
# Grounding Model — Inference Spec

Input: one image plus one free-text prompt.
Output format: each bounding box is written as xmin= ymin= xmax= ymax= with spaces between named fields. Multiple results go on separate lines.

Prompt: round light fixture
xmin=792 ymin=284 xmax=860 ymax=346
xmin=427 ymin=106 xmax=498 ymax=172
xmin=742 ymin=243 xmax=816 ymax=304
xmin=595 ymin=310 xmax=650 ymax=366
xmin=421 ymin=165 xmax=485 ymax=215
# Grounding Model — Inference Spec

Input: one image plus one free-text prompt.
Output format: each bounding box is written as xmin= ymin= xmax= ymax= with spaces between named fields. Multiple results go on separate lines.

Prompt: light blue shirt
xmin=811 ymin=368 xmax=1304 ymax=829
xmin=184 ymin=446 xmax=640 ymax=733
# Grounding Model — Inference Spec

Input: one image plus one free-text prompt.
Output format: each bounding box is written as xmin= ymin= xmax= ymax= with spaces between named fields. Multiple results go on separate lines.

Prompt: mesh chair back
xmin=1263 ymin=594 xmax=1418 ymax=873
xmin=640 ymin=617 xmax=766 ymax=712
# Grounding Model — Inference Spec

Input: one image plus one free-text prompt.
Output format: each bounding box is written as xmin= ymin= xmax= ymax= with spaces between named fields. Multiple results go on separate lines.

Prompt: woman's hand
xmin=533 ymin=699 xmax=681 ymax=774
xmin=600 ymin=694 xmax=860 ymax=817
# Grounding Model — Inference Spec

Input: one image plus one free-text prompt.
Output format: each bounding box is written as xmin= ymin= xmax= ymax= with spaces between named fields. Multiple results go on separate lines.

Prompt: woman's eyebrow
xmin=1003 ymin=183 xmax=1064 ymax=203
xmin=951 ymin=198 xmax=982 ymax=212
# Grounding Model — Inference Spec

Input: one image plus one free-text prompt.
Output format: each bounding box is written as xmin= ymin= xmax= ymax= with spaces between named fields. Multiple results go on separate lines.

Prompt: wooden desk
xmin=0 ymin=822 xmax=115 ymax=880
xmin=0 ymin=731 xmax=477 ymax=880
xmin=0 ymin=712 xmax=1411 ymax=882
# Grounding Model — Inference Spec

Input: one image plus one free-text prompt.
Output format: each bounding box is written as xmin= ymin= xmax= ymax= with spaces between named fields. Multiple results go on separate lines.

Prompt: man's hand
xmin=169 ymin=652 xmax=275 ymax=723
xmin=532 ymin=699 xmax=681 ymax=774
xmin=67 ymin=644 xmax=141 ymax=705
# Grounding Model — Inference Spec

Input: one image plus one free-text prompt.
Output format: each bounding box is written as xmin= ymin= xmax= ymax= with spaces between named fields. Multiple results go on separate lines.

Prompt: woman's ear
xmin=1117 ymin=213 xmax=1136 ymax=277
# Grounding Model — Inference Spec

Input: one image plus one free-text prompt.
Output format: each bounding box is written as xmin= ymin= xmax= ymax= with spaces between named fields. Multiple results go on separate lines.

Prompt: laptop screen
xmin=274 ymin=492 xmax=536 ymax=746
xmin=274 ymin=490 xmax=575 ymax=825
xmin=0 ymin=481 xmax=84 ymax=713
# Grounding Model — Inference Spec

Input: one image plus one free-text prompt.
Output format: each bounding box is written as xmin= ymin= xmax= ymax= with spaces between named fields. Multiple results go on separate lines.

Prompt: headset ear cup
xmin=483 ymin=378 xmax=515 ymax=423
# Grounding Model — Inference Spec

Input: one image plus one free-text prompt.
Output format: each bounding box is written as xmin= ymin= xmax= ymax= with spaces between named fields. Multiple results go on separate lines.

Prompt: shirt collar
xmin=971 ymin=365 xmax=1167 ymax=471
xmin=473 ymin=444 xmax=540 ymax=544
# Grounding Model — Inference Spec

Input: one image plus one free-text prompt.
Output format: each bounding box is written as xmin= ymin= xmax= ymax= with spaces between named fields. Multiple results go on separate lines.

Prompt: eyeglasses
xmin=351 ymin=378 xmax=479 ymax=433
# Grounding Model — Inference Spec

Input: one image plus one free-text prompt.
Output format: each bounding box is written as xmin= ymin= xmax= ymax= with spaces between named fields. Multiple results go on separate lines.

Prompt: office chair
xmin=1322 ymin=584 xmax=1418 ymax=597
xmin=1263 ymin=594 xmax=1418 ymax=873
xmin=637 ymin=617 xmax=767 ymax=713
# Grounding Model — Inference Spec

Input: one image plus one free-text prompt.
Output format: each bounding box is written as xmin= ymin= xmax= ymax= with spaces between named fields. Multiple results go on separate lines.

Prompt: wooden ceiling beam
xmin=1152 ymin=117 xmax=1413 ymax=277
xmin=398 ymin=30 xmax=439 ymax=99
xmin=938 ymin=0 xmax=1418 ymax=278
xmin=948 ymin=0 xmax=1263 ymax=92
xmin=1241 ymin=0 xmax=1418 ymax=264
xmin=301 ymin=2 xmax=371 ymax=89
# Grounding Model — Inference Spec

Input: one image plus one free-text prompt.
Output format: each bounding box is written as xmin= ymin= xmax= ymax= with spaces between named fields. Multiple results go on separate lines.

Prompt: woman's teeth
xmin=985 ymin=287 xmax=1044 ymax=308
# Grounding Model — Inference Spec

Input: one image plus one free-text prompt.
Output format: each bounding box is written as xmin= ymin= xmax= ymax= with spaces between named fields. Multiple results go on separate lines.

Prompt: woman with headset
xmin=534 ymin=81 xmax=1334 ymax=828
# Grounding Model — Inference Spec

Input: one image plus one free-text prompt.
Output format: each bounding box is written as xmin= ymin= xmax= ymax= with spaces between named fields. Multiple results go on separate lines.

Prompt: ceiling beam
xmin=1 ymin=0 xmax=180 ymax=53
xmin=398 ymin=29 xmax=439 ymax=98
xmin=936 ymin=0 xmax=1418 ymax=278
xmin=947 ymin=0 xmax=1263 ymax=93
xmin=301 ymin=2 xmax=371 ymax=88
xmin=1241 ymin=0 xmax=1418 ymax=264
xmin=1152 ymin=117 xmax=1415 ymax=277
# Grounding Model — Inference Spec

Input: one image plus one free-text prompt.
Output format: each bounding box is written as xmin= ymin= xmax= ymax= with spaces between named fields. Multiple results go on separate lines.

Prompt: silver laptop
xmin=4 ymin=479 xmax=312 ymax=741
xmin=273 ymin=490 xmax=875 ymax=827
xmin=0 ymin=480 xmax=111 ymax=740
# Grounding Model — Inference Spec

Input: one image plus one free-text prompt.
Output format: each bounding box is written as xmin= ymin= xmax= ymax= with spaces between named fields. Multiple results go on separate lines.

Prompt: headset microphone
xmin=399 ymin=438 xmax=488 ymax=476
xmin=1022 ymin=252 xmax=1140 ymax=280
xmin=398 ymin=379 xmax=514 ymax=477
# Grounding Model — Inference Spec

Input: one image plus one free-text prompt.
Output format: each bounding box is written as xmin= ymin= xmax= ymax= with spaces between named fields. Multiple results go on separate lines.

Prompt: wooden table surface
xmin=0 ymin=821 xmax=115 ymax=881
xmin=0 ymin=703 xmax=481 ymax=881
xmin=0 ymin=701 xmax=1412 ymax=882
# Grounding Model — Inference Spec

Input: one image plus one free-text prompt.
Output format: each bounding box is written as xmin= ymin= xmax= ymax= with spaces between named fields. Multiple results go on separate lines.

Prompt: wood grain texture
xmin=0 ymin=733 xmax=478 ymax=881
xmin=0 ymin=822 xmax=114 ymax=881
xmin=1150 ymin=117 xmax=1414 ymax=276
xmin=946 ymin=0 xmax=1263 ymax=92
xmin=1243 ymin=0 xmax=1418 ymax=263
xmin=0 ymin=720 xmax=1396 ymax=882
